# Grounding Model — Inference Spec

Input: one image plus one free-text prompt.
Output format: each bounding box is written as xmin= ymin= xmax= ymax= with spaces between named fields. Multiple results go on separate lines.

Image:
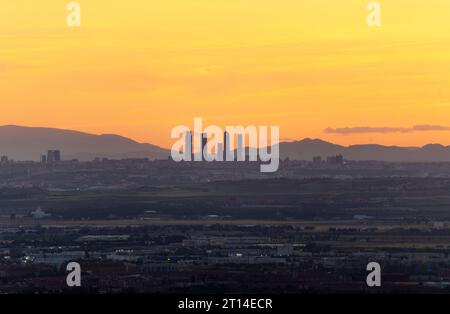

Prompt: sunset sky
xmin=1 ymin=0 xmax=450 ymax=148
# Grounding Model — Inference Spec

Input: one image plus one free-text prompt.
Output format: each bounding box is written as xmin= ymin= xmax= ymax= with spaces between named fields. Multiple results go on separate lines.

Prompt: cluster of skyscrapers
xmin=184 ymin=131 xmax=245 ymax=161
xmin=0 ymin=155 xmax=9 ymax=164
xmin=41 ymin=150 xmax=61 ymax=163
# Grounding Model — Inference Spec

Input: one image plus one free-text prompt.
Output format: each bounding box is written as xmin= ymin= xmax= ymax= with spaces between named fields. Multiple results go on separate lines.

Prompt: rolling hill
xmin=1 ymin=126 xmax=450 ymax=162
xmin=0 ymin=125 xmax=169 ymax=161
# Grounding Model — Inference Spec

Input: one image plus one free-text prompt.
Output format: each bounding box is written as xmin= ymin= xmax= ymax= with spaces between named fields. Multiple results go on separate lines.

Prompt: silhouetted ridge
xmin=1 ymin=125 xmax=450 ymax=162
xmin=0 ymin=125 xmax=169 ymax=161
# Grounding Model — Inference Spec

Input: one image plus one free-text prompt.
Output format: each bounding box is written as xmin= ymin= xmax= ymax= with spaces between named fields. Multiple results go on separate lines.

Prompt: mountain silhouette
xmin=1 ymin=126 xmax=450 ymax=162
xmin=279 ymin=138 xmax=450 ymax=162
xmin=0 ymin=125 xmax=169 ymax=161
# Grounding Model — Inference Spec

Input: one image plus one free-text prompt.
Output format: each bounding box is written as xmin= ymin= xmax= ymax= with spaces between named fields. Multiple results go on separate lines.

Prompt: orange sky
xmin=1 ymin=1 xmax=450 ymax=148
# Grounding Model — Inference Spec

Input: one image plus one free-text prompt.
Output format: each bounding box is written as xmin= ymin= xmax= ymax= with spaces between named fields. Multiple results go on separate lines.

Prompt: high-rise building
xmin=184 ymin=131 xmax=193 ymax=161
xmin=47 ymin=150 xmax=55 ymax=163
xmin=201 ymin=133 xmax=208 ymax=161
xmin=54 ymin=150 xmax=61 ymax=161
xmin=223 ymin=132 xmax=230 ymax=161
xmin=0 ymin=155 xmax=8 ymax=164
xmin=47 ymin=150 xmax=61 ymax=163
xmin=326 ymin=154 xmax=344 ymax=166
xmin=237 ymin=134 xmax=244 ymax=161
xmin=216 ymin=143 xmax=223 ymax=161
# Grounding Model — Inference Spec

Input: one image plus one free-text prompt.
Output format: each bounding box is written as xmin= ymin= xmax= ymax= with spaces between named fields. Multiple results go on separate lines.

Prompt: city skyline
xmin=3 ymin=124 xmax=450 ymax=163
xmin=2 ymin=123 xmax=450 ymax=151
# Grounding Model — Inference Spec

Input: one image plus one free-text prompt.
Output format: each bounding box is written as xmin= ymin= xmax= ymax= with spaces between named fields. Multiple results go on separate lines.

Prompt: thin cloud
xmin=412 ymin=125 xmax=450 ymax=131
xmin=324 ymin=125 xmax=450 ymax=135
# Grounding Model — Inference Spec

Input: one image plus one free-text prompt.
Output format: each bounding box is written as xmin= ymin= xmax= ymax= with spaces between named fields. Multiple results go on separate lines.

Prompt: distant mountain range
xmin=0 ymin=125 xmax=169 ymax=161
xmin=278 ymin=138 xmax=450 ymax=162
xmin=1 ymin=125 xmax=450 ymax=162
